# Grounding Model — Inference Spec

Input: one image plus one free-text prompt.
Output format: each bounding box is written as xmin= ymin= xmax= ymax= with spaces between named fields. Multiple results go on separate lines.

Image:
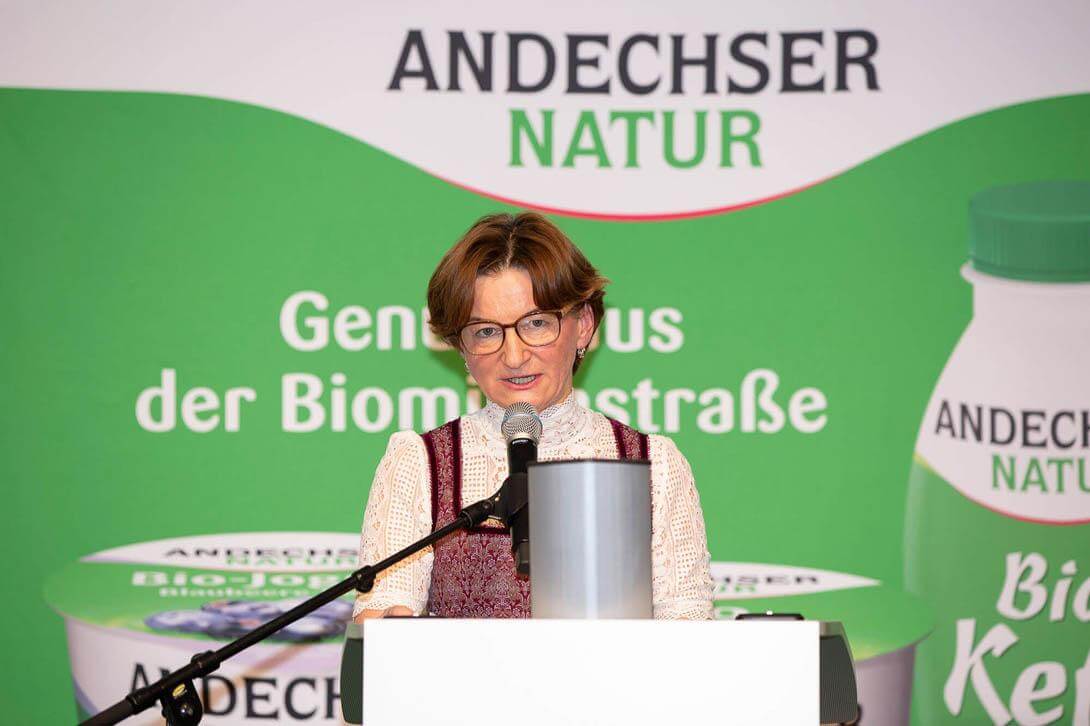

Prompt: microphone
xmin=500 ymin=402 xmax=542 ymax=576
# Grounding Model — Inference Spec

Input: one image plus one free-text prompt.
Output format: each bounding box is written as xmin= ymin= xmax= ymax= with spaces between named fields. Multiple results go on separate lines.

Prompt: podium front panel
xmin=363 ymin=619 xmax=819 ymax=725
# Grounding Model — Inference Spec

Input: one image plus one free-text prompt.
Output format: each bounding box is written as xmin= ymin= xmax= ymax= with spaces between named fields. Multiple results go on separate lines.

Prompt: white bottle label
xmin=917 ymin=343 xmax=1090 ymax=524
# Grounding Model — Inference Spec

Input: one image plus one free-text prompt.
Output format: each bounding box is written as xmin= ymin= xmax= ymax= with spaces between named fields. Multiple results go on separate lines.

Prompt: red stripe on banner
xmin=431 ymin=173 xmax=825 ymax=221
xmin=954 ymin=488 xmax=1090 ymax=526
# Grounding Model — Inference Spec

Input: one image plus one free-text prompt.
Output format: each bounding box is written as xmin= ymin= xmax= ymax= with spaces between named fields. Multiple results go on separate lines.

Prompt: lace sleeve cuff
xmin=352 ymin=589 xmax=427 ymax=618
xmin=654 ymin=598 xmax=716 ymax=620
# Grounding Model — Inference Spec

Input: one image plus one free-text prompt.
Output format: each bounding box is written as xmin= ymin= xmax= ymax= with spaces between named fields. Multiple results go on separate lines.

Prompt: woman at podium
xmin=353 ymin=212 xmax=714 ymax=620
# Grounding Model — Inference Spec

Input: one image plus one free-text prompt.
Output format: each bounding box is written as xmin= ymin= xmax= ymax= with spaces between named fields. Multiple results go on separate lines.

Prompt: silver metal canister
xmin=528 ymin=459 xmax=652 ymax=618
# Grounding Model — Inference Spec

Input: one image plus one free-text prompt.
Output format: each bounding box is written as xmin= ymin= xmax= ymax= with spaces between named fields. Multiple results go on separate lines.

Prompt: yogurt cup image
xmin=712 ymin=561 xmax=932 ymax=726
xmin=45 ymin=532 xmax=360 ymax=724
xmin=144 ymin=599 xmax=351 ymax=642
xmin=904 ymin=180 xmax=1090 ymax=724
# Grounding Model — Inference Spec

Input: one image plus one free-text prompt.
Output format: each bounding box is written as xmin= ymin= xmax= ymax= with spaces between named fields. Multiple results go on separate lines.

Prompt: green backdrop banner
xmin=2 ymin=3 xmax=1089 ymax=724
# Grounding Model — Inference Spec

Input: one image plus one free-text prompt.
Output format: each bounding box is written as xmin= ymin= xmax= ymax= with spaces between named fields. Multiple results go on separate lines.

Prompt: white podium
xmin=362 ymin=619 xmax=819 ymax=725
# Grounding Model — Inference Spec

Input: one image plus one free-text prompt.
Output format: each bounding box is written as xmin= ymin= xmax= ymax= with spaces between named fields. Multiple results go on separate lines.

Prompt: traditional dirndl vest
xmin=422 ymin=417 xmax=649 ymax=618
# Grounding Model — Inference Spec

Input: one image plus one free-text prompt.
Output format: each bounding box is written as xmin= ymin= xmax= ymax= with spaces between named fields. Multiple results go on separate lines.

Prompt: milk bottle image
xmin=904 ymin=180 xmax=1090 ymax=725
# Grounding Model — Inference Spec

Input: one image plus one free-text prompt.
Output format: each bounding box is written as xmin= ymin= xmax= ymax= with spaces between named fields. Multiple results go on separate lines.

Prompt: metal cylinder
xmin=528 ymin=459 xmax=653 ymax=618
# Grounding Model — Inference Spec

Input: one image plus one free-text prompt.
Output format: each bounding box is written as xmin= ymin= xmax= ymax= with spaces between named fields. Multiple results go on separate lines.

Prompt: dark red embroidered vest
xmin=421 ymin=416 xmax=648 ymax=618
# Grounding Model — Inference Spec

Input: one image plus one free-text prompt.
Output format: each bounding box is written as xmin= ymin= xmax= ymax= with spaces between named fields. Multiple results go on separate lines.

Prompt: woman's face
xmin=463 ymin=267 xmax=594 ymax=412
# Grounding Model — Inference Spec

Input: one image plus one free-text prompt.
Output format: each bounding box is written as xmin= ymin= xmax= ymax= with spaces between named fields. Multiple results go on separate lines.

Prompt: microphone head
xmin=501 ymin=402 xmax=542 ymax=444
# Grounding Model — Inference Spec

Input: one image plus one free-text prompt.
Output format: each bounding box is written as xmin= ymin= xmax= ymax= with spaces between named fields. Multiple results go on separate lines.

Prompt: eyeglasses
xmin=459 ymin=305 xmax=583 ymax=356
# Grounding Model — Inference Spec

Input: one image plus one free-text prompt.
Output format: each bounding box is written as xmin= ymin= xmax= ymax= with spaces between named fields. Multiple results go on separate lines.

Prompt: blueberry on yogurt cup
xmin=272 ymin=615 xmax=345 ymax=642
xmin=202 ymin=599 xmax=282 ymax=620
xmin=146 ymin=610 xmax=230 ymax=635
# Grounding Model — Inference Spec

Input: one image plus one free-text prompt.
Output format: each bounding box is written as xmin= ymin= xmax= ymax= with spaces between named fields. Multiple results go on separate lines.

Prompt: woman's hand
xmin=353 ymin=605 xmax=413 ymax=623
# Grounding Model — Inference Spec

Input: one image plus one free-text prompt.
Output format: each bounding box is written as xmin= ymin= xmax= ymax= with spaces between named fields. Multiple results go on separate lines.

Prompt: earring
xmin=464 ymin=359 xmax=470 ymax=372
xmin=576 ymin=347 xmax=586 ymax=359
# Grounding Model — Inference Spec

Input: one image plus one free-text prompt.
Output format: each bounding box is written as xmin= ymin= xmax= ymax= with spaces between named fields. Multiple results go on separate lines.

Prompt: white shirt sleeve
xmin=648 ymin=434 xmax=715 ymax=620
xmin=352 ymin=431 xmax=433 ymax=617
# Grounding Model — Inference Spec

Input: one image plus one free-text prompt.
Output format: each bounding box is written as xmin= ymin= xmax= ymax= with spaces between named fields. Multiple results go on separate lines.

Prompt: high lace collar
xmin=475 ymin=391 xmax=590 ymax=448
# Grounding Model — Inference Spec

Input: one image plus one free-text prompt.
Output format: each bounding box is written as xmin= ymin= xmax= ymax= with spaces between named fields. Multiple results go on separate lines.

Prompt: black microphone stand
xmin=79 ymin=489 xmax=513 ymax=726
xmin=505 ymin=437 xmax=534 ymax=575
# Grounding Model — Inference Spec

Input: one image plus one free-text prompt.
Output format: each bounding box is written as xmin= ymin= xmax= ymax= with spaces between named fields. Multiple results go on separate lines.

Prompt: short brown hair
xmin=427 ymin=212 xmax=608 ymax=372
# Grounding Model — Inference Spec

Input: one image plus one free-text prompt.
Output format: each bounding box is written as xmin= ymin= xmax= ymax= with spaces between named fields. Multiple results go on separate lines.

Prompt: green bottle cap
xmin=969 ymin=180 xmax=1090 ymax=282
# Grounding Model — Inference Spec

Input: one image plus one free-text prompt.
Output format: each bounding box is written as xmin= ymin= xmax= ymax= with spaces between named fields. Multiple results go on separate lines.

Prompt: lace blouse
xmin=353 ymin=393 xmax=715 ymax=619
